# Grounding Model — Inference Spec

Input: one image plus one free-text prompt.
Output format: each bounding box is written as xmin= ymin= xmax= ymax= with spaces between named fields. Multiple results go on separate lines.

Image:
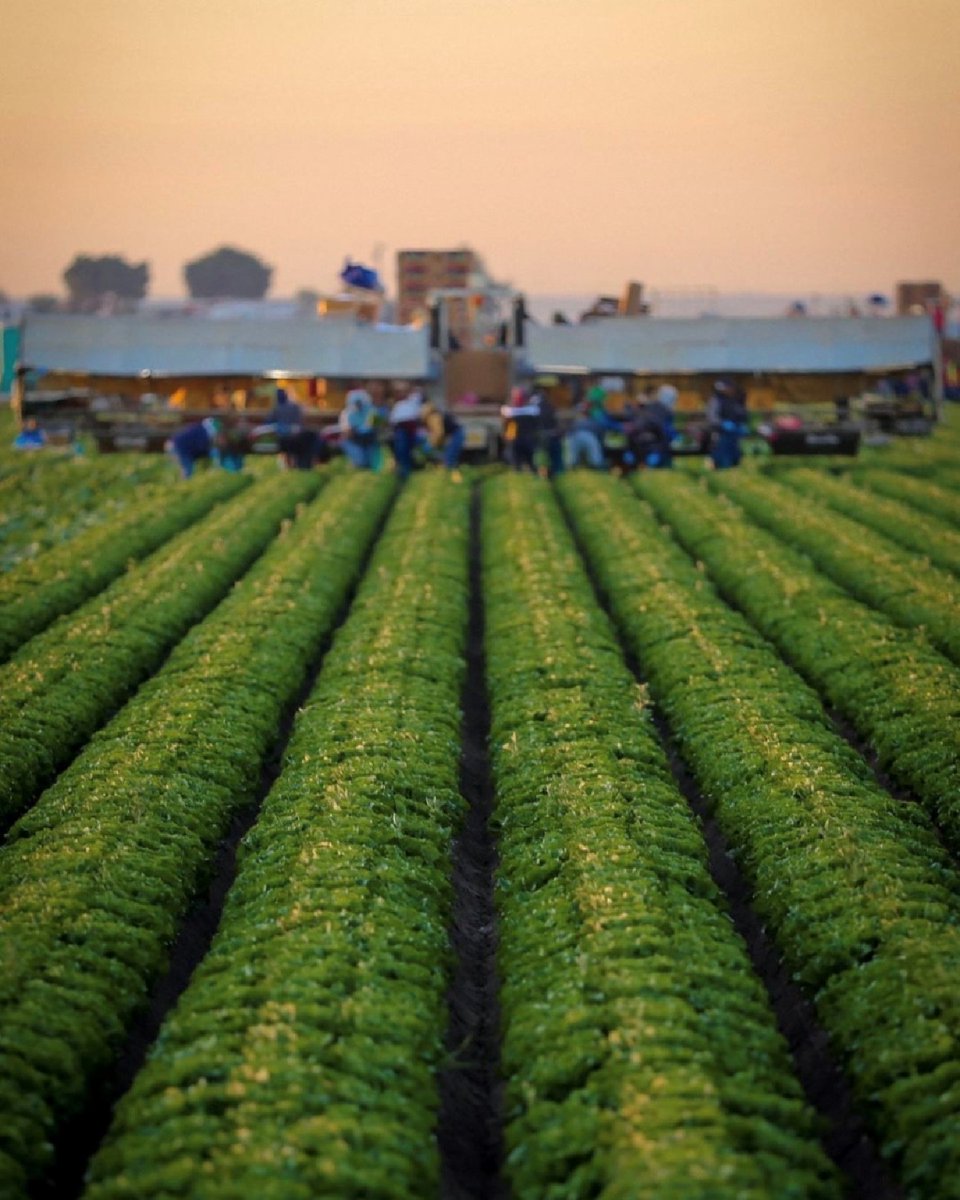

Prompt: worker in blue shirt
xmin=168 ymin=417 xmax=222 ymax=478
xmin=707 ymin=380 xmax=749 ymax=469
xmin=585 ymin=384 xmax=625 ymax=467
xmin=13 ymin=419 xmax=47 ymax=450
xmin=270 ymin=387 xmax=304 ymax=468
xmin=640 ymin=385 xmax=678 ymax=468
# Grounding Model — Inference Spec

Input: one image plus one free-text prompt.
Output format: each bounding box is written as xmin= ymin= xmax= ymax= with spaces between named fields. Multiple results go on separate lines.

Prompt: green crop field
xmin=0 ymin=412 xmax=959 ymax=1199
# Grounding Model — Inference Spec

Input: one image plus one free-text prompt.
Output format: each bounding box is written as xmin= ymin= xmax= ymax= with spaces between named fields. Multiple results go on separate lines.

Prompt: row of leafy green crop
xmin=79 ymin=472 xmax=467 ymax=1199
xmin=850 ymin=426 xmax=960 ymax=477
xmin=0 ymin=471 xmax=396 ymax=1197
xmin=760 ymin=456 xmax=856 ymax=478
xmin=0 ymin=471 xmax=323 ymax=830
xmin=631 ymin=471 xmax=960 ymax=860
xmin=775 ymin=467 xmax=960 ymax=579
xmin=933 ymin=466 xmax=960 ymax=493
xmin=559 ymin=471 xmax=960 ymax=1197
xmin=485 ymin=474 xmax=839 ymax=1198
xmin=854 ymin=468 xmax=960 ymax=527
xmin=707 ymin=471 xmax=960 ymax=667
xmin=0 ymin=449 xmax=168 ymax=500
xmin=0 ymin=454 xmax=173 ymax=570
xmin=0 ymin=470 xmax=247 ymax=663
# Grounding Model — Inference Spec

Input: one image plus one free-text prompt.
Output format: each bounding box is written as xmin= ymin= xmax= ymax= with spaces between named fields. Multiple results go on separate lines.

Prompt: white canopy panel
xmin=525 ymin=316 xmax=937 ymax=374
xmin=21 ymin=315 xmax=432 ymax=379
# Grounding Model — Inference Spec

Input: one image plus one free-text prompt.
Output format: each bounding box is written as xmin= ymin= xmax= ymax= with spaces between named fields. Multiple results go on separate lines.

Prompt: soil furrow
xmin=438 ymin=482 xmax=507 ymax=1200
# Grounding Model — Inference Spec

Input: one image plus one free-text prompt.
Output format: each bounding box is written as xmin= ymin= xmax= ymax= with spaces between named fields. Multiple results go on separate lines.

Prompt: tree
xmin=63 ymin=255 xmax=148 ymax=311
xmin=184 ymin=246 xmax=272 ymax=300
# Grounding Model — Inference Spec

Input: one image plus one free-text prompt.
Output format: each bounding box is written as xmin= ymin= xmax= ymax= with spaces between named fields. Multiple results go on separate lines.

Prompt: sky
xmin=1 ymin=0 xmax=958 ymax=303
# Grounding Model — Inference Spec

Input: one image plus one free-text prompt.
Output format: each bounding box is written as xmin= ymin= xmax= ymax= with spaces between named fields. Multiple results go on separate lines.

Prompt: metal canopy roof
xmin=21 ymin=313 xmax=938 ymax=382
xmin=525 ymin=316 xmax=937 ymax=375
xmin=21 ymin=315 xmax=432 ymax=379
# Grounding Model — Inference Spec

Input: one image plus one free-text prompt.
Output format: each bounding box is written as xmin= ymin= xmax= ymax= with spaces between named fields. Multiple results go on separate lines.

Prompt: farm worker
xmin=585 ymin=385 xmax=624 ymax=435
xmin=707 ymin=380 xmax=749 ymax=469
xmin=500 ymin=385 xmax=540 ymax=472
xmin=340 ymin=387 xmax=378 ymax=469
xmin=566 ymin=400 xmax=604 ymax=468
xmin=167 ymin=417 xmax=222 ymax=479
xmin=423 ymin=402 xmax=465 ymax=482
xmin=13 ymin=418 xmax=46 ymax=450
xmin=389 ymin=385 xmax=426 ymax=479
xmin=252 ymin=387 xmax=317 ymax=469
xmin=271 ymin=387 xmax=304 ymax=468
xmin=366 ymin=381 xmax=392 ymax=471
xmin=218 ymin=416 xmax=252 ymax=472
xmin=270 ymin=386 xmax=302 ymax=434
xmin=586 ymin=384 xmax=626 ymax=466
xmin=532 ymin=386 xmax=564 ymax=477
xmin=640 ymin=385 xmax=678 ymax=469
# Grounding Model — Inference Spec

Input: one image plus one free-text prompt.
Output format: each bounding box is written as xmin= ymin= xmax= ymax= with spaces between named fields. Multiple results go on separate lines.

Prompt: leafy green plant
xmin=0 ymin=470 xmax=247 ymax=662
xmin=82 ymin=472 xmax=467 ymax=1200
xmin=630 ymin=471 xmax=960 ymax=855
xmin=855 ymin=469 xmax=960 ymax=528
xmin=0 ymin=472 xmax=322 ymax=828
xmin=778 ymin=467 xmax=960 ymax=579
xmin=486 ymin=474 xmax=838 ymax=1198
xmin=0 ymin=471 xmax=396 ymax=1194
xmin=709 ymin=471 xmax=960 ymax=665
xmin=0 ymin=455 xmax=172 ymax=571
xmin=559 ymin=471 xmax=960 ymax=1195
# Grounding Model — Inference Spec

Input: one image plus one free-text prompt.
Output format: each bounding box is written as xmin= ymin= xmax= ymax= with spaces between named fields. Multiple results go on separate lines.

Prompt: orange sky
xmin=1 ymin=0 xmax=958 ymax=300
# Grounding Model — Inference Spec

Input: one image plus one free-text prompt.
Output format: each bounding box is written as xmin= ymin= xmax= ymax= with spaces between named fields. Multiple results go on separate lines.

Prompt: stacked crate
xmin=396 ymin=248 xmax=479 ymax=340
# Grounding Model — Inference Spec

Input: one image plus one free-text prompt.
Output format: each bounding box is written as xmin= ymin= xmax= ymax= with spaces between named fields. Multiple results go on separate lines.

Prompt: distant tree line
xmin=12 ymin=246 xmax=279 ymax=313
xmin=63 ymin=255 xmax=149 ymax=312
xmin=183 ymin=246 xmax=272 ymax=300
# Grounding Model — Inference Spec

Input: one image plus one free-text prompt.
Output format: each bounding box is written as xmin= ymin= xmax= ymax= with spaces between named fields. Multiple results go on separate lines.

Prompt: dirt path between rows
xmin=437 ymin=484 xmax=507 ymax=1200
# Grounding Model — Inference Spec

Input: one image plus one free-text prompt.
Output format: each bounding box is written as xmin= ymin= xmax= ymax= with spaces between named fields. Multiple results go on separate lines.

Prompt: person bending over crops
xmin=389 ymin=385 xmax=427 ymax=479
xmin=167 ymin=417 xmax=222 ymax=479
xmin=637 ymin=384 xmax=678 ymax=469
xmin=340 ymin=386 xmax=378 ymax=469
xmin=566 ymin=384 xmax=624 ymax=469
xmin=566 ymin=400 xmax=605 ymax=468
xmin=423 ymin=401 xmax=465 ymax=482
xmin=500 ymin=385 xmax=541 ymax=472
xmin=586 ymin=384 xmax=628 ymax=468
